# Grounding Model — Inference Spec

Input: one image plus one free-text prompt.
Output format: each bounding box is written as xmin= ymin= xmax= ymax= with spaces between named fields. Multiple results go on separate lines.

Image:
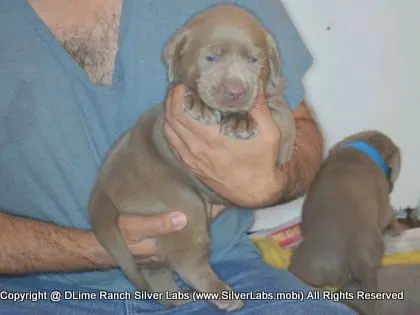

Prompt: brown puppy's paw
xmin=220 ymin=112 xmax=258 ymax=139
xmin=183 ymin=93 xmax=222 ymax=125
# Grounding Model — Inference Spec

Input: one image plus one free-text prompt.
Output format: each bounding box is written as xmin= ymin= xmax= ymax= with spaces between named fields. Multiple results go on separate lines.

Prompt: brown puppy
xmin=288 ymin=130 xmax=402 ymax=315
xmin=89 ymin=4 xmax=295 ymax=311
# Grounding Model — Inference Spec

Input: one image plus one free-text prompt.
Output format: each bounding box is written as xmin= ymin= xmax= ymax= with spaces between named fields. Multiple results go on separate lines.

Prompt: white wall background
xmin=251 ymin=0 xmax=420 ymax=231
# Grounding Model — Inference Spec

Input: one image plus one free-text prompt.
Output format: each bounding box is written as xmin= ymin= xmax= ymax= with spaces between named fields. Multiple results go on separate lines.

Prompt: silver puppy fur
xmin=89 ymin=4 xmax=296 ymax=312
xmin=289 ymin=130 xmax=403 ymax=315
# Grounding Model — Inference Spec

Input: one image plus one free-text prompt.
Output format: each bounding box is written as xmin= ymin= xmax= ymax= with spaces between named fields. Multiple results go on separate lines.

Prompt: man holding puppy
xmin=0 ymin=0 xmax=354 ymax=314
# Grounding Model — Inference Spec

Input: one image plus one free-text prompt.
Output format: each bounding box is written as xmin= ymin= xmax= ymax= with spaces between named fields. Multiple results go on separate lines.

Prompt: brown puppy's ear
xmin=386 ymin=147 xmax=401 ymax=192
xmin=265 ymin=32 xmax=285 ymax=97
xmin=163 ymin=27 xmax=191 ymax=83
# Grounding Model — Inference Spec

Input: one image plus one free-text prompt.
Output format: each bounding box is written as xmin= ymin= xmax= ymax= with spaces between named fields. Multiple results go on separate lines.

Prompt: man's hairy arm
xmin=0 ymin=210 xmax=185 ymax=274
xmin=270 ymin=100 xmax=323 ymax=204
xmin=0 ymin=211 xmax=114 ymax=274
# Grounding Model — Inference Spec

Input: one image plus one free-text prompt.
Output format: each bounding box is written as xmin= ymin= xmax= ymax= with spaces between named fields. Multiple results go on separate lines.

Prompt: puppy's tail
xmin=89 ymin=187 xmax=149 ymax=290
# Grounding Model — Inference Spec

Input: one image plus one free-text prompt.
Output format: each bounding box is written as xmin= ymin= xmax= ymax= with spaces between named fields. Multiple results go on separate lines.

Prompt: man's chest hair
xmin=57 ymin=12 xmax=120 ymax=86
xmin=29 ymin=0 xmax=123 ymax=86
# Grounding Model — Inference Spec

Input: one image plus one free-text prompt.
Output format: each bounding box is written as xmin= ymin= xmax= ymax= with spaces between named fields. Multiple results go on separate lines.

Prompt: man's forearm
xmin=263 ymin=100 xmax=323 ymax=205
xmin=250 ymin=101 xmax=323 ymax=208
xmin=0 ymin=211 xmax=114 ymax=275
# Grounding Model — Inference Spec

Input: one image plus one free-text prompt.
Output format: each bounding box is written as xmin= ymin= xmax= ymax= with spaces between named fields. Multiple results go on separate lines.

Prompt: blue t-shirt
xmin=0 ymin=0 xmax=312 ymax=291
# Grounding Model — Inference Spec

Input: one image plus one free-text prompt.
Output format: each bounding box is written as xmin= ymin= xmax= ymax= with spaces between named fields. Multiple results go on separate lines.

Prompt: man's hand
xmin=0 ymin=210 xmax=187 ymax=274
xmin=114 ymin=212 xmax=187 ymax=267
xmin=163 ymin=85 xmax=286 ymax=208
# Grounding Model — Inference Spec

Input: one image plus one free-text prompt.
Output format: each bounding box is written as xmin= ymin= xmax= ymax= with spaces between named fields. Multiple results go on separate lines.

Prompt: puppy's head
xmin=330 ymin=130 xmax=401 ymax=192
xmin=163 ymin=4 xmax=283 ymax=113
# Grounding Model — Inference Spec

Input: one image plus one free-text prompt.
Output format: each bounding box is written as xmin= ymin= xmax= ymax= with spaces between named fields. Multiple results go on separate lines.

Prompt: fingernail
xmin=170 ymin=212 xmax=187 ymax=231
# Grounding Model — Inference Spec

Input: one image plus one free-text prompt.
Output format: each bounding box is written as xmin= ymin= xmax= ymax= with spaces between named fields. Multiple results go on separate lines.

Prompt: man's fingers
xmin=164 ymin=123 xmax=200 ymax=162
xmin=165 ymin=124 xmax=213 ymax=177
xmin=164 ymin=85 xmax=190 ymax=129
xmin=120 ymin=211 xmax=187 ymax=241
xmin=165 ymin=85 xmax=220 ymax=139
xmin=126 ymin=238 xmax=157 ymax=254
xmin=128 ymin=240 xmax=162 ymax=259
xmin=165 ymin=85 xmax=188 ymax=118
xmin=132 ymin=255 xmax=167 ymax=268
xmin=165 ymin=113 xmax=201 ymax=145
xmin=128 ymin=242 xmax=168 ymax=267
xmin=250 ymin=83 xmax=281 ymax=139
xmin=140 ymin=212 xmax=187 ymax=238
xmin=251 ymin=106 xmax=279 ymax=139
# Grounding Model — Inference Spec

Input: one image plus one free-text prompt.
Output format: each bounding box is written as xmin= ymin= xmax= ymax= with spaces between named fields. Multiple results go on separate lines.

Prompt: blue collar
xmin=342 ymin=140 xmax=390 ymax=176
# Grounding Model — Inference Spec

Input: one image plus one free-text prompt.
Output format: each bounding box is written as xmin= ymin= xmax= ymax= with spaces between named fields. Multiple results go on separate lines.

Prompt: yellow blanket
xmin=253 ymin=237 xmax=420 ymax=291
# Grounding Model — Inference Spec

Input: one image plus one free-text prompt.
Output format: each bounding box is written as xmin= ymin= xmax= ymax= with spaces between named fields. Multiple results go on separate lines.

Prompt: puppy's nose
xmin=226 ymin=84 xmax=246 ymax=101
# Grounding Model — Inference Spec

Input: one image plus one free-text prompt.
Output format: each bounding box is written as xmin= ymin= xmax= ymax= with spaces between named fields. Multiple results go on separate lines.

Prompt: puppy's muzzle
xmin=215 ymin=78 xmax=252 ymax=110
xmin=225 ymin=82 xmax=246 ymax=103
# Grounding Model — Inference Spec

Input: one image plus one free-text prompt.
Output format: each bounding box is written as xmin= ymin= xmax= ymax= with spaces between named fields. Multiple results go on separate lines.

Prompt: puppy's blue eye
xmin=249 ymin=56 xmax=258 ymax=63
xmin=205 ymin=55 xmax=217 ymax=62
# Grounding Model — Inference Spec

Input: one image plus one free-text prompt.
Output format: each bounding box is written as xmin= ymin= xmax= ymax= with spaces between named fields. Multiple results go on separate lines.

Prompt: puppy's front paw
xmin=183 ymin=93 xmax=221 ymax=125
xmin=220 ymin=113 xmax=258 ymax=140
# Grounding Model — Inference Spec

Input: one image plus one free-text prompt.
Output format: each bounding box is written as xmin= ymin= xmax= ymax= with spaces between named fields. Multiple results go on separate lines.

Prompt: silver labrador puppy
xmin=89 ymin=4 xmax=295 ymax=311
xmin=289 ymin=130 xmax=403 ymax=315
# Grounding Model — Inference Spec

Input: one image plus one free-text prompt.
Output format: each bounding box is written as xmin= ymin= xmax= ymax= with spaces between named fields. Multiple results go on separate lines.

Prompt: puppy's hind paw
xmin=217 ymin=298 xmax=244 ymax=312
xmin=211 ymin=287 xmax=244 ymax=312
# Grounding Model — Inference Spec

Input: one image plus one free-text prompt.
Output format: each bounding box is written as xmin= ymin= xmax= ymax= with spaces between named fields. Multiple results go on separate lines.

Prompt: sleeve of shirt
xmin=234 ymin=0 xmax=314 ymax=110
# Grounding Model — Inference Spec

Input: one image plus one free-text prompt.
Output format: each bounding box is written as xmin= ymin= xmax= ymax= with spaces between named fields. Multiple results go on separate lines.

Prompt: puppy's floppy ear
xmin=265 ymin=32 xmax=284 ymax=96
xmin=163 ymin=27 xmax=191 ymax=83
xmin=386 ymin=147 xmax=401 ymax=192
